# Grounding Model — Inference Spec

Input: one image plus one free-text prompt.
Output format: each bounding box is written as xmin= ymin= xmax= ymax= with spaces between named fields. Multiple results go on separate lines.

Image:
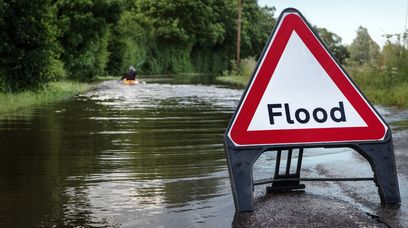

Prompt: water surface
xmin=0 ymin=77 xmax=241 ymax=227
xmin=1 ymin=76 xmax=407 ymax=227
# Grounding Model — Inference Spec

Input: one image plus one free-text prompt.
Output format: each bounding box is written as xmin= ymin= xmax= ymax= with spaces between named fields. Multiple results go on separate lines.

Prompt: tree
xmin=314 ymin=27 xmax=349 ymax=64
xmin=136 ymin=0 xmax=226 ymax=46
xmin=379 ymin=32 xmax=408 ymax=86
xmin=55 ymin=0 xmax=122 ymax=80
xmin=0 ymin=0 xmax=280 ymax=91
xmin=348 ymin=26 xmax=380 ymax=65
xmin=0 ymin=0 xmax=62 ymax=92
xmin=131 ymin=0 xmax=236 ymax=74
xmin=240 ymin=2 xmax=275 ymax=59
xmin=107 ymin=11 xmax=153 ymax=75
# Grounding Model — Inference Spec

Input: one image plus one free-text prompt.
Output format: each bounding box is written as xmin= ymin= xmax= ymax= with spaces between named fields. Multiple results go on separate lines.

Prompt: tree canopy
xmin=0 ymin=0 xmax=278 ymax=91
xmin=1 ymin=1 xmax=402 ymax=94
xmin=314 ymin=26 xmax=349 ymax=64
xmin=348 ymin=26 xmax=380 ymax=65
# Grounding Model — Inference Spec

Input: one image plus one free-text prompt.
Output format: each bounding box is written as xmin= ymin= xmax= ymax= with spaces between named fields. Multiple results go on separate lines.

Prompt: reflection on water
xmin=0 ymin=77 xmax=240 ymax=227
xmin=0 ymin=76 xmax=407 ymax=227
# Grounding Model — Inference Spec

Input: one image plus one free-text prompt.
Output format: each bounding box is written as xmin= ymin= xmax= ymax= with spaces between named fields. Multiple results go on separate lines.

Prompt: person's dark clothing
xmin=120 ymin=70 xmax=137 ymax=80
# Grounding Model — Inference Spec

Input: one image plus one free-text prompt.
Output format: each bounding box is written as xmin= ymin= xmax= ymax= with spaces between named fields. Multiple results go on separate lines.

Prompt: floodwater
xmin=0 ymin=75 xmax=407 ymax=227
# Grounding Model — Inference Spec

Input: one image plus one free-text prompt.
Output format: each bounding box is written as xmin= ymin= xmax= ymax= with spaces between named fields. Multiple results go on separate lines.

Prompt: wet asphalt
xmin=232 ymin=115 xmax=408 ymax=227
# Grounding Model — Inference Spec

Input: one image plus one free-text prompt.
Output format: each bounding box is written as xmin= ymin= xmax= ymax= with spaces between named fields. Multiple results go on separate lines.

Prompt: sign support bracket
xmin=266 ymin=148 xmax=305 ymax=193
xmin=225 ymin=130 xmax=400 ymax=212
xmin=225 ymin=144 xmax=263 ymax=212
xmin=351 ymin=131 xmax=400 ymax=204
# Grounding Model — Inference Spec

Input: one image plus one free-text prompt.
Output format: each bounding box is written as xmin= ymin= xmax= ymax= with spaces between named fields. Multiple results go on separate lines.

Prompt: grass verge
xmin=0 ymin=81 xmax=91 ymax=114
xmin=359 ymin=83 xmax=408 ymax=108
xmin=94 ymin=75 xmax=119 ymax=82
xmin=218 ymin=71 xmax=408 ymax=109
xmin=217 ymin=75 xmax=250 ymax=89
xmin=348 ymin=65 xmax=408 ymax=108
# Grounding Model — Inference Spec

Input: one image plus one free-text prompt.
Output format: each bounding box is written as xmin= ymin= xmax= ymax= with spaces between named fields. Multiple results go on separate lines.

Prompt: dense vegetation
xmin=346 ymin=27 xmax=408 ymax=107
xmin=0 ymin=1 xmax=407 ymax=107
xmin=220 ymin=22 xmax=408 ymax=108
xmin=0 ymin=0 xmax=275 ymax=92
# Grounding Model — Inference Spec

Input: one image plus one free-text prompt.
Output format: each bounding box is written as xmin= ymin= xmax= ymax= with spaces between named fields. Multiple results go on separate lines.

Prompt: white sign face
xmin=226 ymin=10 xmax=387 ymax=147
xmin=248 ymin=31 xmax=367 ymax=131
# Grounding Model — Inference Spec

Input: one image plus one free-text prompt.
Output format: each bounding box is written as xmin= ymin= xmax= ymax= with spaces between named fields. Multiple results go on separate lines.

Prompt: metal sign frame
xmin=224 ymin=8 xmax=400 ymax=212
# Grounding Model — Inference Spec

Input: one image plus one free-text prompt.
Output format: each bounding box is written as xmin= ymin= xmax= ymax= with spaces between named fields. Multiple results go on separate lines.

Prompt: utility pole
xmin=236 ymin=0 xmax=242 ymax=73
xmin=404 ymin=0 xmax=408 ymax=46
xmin=405 ymin=0 xmax=408 ymax=32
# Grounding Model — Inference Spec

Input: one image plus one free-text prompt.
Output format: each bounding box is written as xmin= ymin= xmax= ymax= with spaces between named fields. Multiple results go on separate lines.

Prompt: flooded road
xmin=236 ymin=107 xmax=408 ymax=227
xmin=0 ymin=76 xmax=407 ymax=227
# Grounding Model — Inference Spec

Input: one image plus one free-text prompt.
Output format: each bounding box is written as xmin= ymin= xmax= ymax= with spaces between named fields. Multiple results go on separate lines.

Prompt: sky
xmin=257 ymin=0 xmax=408 ymax=47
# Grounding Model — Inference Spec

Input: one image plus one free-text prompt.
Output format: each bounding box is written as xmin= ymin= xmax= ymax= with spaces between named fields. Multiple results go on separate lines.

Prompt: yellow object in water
xmin=122 ymin=79 xmax=139 ymax=85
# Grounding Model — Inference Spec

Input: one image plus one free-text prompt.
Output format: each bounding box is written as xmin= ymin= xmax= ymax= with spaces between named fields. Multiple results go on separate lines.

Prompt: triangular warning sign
xmin=227 ymin=8 xmax=387 ymax=147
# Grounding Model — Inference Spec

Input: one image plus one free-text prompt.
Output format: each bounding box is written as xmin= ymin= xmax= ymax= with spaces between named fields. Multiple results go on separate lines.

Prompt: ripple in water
xmin=61 ymin=80 xmax=241 ymax=227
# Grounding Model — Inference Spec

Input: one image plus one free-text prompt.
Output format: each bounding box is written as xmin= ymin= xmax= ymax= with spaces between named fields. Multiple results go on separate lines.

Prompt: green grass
xmin=390 ymin=119 xmax=408 ymax=131
xmin=219 ymin=65 xmax=408 ymax=108
xmin=0 ymin=81 xmax=91 ymax=113
xmin=217 ymin=75 xmax=250 ymax=88
xmin=347 ymin=65 xmax=408 ymax=108
xmin=360 ymin=83 xmax=408 ymax=108
xmin=94 ymin=75 xmax=120 ymax=81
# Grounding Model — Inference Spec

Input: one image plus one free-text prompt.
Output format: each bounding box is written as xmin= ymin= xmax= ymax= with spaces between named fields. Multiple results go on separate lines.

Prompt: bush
xmin=0 ymin=0 xmax=62 ymax=92
xmin=107 ymin=12 xmax=149 ymax=75
xmin=240 ymin=56 xmax=257 ymax=78
xmin=227 ymin=57 xmax=257 ymax=79
xmin=56 ymin=0 xmax=121 ymax=81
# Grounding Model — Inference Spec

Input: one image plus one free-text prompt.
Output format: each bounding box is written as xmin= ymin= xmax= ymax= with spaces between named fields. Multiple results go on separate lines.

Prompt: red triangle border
xmin=228 ymin=10 xmax=387 ymax=147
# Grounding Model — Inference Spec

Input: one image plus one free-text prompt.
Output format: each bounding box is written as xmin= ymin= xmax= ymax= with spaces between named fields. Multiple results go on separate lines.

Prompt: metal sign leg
xmin=225 ymin=146 xmax=263 ymax=212
xmin=355 ymin=135 xmax=400 ymax=204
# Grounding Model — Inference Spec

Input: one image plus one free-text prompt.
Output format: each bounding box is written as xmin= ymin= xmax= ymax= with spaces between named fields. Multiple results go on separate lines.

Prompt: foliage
xmin=348 ymin=26 xmax=380 ymax=65
xmin=217 ymin=75 xmax=249 ymax=89
xmin=0 ymin=0 xmax=62 ymax=92
xmin=135 ymin=0 xmax=226 ymax=46
xmin=132 ymin=0 xmax=232 ymax=74
xmin=0 ymin=81 xmax=90 ymax=113
xmin=229 ymin=56 xmax=257 ymax=77
xmin=380 ymin=39 xmax=408 ymax=86
xmin=107 ymin=11 xmax=151 ymax=75
xmin=55 ymin=0 xmax=122 ymax=80
xmin=240 ymin=3 xmax=276 ymax=58
xmin=314 ymin=26 xmax=349 ymax=64
xmin=112 ymin=0 xmax=276 ymax=75
xmin=6 ymin=0 xmax=407 ymax=110
xmin=190 ymin=47 xmax=230 ymax=74
xmin=0 ymin=0 xmax=278 ymax=91
xmin=346 ymin=29 xmax=408 ymax=107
